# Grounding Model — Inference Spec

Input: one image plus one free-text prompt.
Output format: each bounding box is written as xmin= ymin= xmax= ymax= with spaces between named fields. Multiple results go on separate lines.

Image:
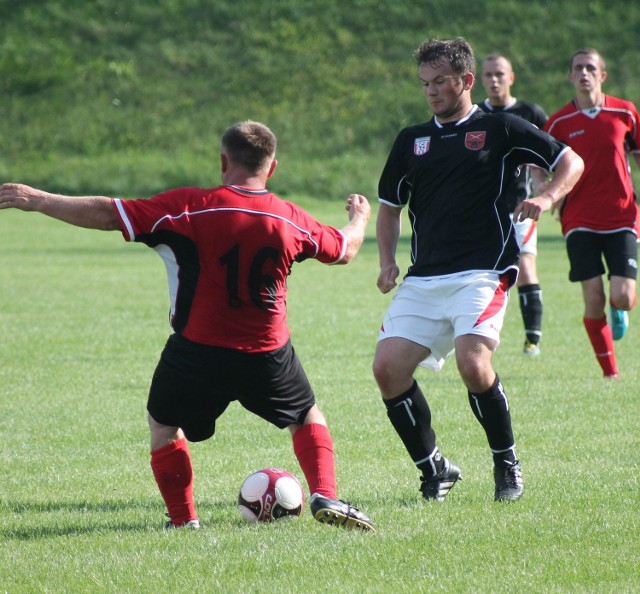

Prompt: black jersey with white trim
xmin=478 ymin=99 xmax=548 ymax=211
xmin=378 ymin=107 xmax=567 ymax=279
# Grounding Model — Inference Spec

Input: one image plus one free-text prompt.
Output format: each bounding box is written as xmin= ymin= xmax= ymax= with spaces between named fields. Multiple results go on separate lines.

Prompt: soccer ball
xmin=238 ymin=468 xmax=305 ymax=523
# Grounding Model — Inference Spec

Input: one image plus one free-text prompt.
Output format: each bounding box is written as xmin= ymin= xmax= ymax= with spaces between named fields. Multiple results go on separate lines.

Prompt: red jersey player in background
xmin=0 ymin=120 xmax=375 ymax=531
xmin=543 ymin=48 xmax=640 ymax=378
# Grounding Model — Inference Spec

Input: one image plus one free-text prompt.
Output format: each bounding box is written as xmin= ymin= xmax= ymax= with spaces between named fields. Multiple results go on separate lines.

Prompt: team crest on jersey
xmin=465 ymin=131 xmax=486 ymax=150
xmin=414 ymin=136 xmax=431 ymax=155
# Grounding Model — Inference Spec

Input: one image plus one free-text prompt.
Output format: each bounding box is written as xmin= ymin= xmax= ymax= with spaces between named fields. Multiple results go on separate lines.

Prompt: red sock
xmin=150 ymin=438 xmax=197 ymax=525
xmin=583 ymin=316 xmax=618 ymax=377
xmin=292 ymin=423 xmax=337 ymax=499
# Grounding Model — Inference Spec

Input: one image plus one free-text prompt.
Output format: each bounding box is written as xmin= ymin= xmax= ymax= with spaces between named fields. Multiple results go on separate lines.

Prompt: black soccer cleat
xmin=494 ymin=460 xmax=524 ymax=502
xmin=310 ymin=494 xmax=375 ymax=532
xmin=163 ymin=518 xmax=201 ymax=530
xmin=419 ymin=458 xmax=462 ymax=501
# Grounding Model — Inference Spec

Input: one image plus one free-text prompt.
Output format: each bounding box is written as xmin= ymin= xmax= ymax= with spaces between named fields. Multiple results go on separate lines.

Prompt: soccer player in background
xmin=543 ymin=48 xmax=640 ymax=378
xmin=478 ymin=53 xmax=548 ymax=357
xmin=0 ymin=120 xmax=375 ymax=531
xmin=373 ymin=38 xmax=583 ymax=503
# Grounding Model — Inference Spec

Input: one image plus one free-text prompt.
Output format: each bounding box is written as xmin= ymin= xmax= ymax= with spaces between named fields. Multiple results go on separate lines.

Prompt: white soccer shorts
xmin=377 ymin=271 xmax=510 ymax=372
xmin=512 ymin=215 xmax=538 ymax=256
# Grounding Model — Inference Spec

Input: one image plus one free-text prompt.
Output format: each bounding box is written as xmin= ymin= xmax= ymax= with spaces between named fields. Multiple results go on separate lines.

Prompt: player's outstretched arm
xmin=0 ymin=183 xmax=121 ymax=231
xmin=513 ymin=149 xmax=584 ymax=223
xmin=337 ymin=193 xmax=371 ymax=264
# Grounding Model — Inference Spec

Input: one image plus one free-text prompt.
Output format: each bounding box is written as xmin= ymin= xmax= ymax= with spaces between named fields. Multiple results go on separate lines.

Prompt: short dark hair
xmin=414 ymin=37 xmax=476 ymax=76
xmin=482 ymin=53 xmax=512 ymax=69
xmin=221 ymin=120 xmax=276 ymax=173
xmin=570 ymin=48 xmax=606 ymax=71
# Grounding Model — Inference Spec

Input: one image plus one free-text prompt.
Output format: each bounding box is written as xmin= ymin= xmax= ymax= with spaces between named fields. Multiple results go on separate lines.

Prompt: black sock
xmin=384 ymin=381 xmax=444 ymax=476
xmin=519 ymin=283 xmax=543 ymax=345
xmin=468 ymin=375 xmax=517 ymax=467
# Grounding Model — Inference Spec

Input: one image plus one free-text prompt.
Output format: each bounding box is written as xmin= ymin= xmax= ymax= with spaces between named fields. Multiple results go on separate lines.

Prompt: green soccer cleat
xmin=610 ymin=306 xmax=629 ymax=341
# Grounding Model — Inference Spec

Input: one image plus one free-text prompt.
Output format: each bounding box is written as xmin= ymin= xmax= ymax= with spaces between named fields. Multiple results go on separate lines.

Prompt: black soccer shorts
xmin=566 ymin=229 xmax=638 ymax=282
xmin=147 ymin=334 xmax=316 ymax=442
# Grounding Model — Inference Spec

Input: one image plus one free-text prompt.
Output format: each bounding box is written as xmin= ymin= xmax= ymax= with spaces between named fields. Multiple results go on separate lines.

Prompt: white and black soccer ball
xmin=238 ymin=468 xmax=305 ymax=523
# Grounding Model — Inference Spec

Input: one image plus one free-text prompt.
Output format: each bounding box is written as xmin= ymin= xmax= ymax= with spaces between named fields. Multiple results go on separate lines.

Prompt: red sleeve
xmin=112 ymin=188 xmax=197 ymax=242
xmin=628 ymin=101 xmax=640 ymax=152
xmin=286 ymin=201 xmax=347 ymax=264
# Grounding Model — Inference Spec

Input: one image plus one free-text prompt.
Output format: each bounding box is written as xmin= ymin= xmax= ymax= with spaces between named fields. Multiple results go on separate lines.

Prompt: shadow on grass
xmin=0 ymin=498 xmax=233 ymax=540
xmin=3 ymin=498 xmax=160 ymax=515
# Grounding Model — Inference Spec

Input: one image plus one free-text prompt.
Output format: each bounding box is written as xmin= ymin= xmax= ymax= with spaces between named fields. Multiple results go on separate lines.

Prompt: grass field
xmin=3 ymin=1 xmax=640 ymax=199
xmin=0 ymin=200 xmax=638 ymax=593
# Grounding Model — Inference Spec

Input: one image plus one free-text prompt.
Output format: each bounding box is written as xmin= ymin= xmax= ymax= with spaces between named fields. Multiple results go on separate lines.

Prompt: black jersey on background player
xmin=378 ymin=105 xmax=565 ymax=279
xmin=477 ymin=100 xmax=548 ymax=212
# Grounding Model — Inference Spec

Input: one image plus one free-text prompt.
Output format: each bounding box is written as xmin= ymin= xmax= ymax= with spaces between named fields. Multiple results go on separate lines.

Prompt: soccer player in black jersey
xmin=478 ymin=53 xmax=548 ymax=357
xmin=373 ymin=38 xmax=584 ymax=502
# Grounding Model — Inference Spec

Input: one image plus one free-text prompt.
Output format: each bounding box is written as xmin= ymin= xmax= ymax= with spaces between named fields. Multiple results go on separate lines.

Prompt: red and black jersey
xmin=544 ymin=95 xmax=640 ymax=236
xmin=378 ymin=105 xmax=568 ymax=278
xmin=477 ymin=99 xmax=548 ymax=212
xmin=113 ymin=185 xmax=347 ymax=352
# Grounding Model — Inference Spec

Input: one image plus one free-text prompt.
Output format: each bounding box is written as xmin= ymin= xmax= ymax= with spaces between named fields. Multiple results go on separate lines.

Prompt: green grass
xmin=2 ymin=1 xmax=640 ymax=197
xmin=2 ymin=3 xmax=639 ymax=590
xmin=0 ymin=202 xmax=638 ymax=593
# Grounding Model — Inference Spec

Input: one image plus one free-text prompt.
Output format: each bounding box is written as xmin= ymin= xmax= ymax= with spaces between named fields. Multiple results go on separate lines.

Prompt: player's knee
xmin=148 ymin=414 xmax=183 ymax=450
xmin=301 ymin=404 xmax=327 ymax=426
xmin=455 ymin=355 xmax=493 ymax=390
xmin=610 ymin=291 xmax=636 ymax=311
xmin=372 ymin=357 xmax=392 ymax=388
xmin=372 ymin=357 xmax=408 ymax=396
xmin=457 ymin=363 xmax=482 ymax=387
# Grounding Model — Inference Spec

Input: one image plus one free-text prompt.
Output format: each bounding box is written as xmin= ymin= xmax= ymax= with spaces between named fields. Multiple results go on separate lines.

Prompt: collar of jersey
xmin=434 ymin=104 xmax=479 ymax=128
xmin=482 ymin=97 xmax=517 ymax=111
xmin=572 ymin=94 xmax=607 ymax=114
xmin=225 ymin=184 xmax=270 ymax=196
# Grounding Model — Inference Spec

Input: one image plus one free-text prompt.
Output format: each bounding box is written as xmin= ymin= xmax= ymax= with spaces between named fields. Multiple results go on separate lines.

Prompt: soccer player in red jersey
xmin=0 ymin=121 xmax=375 ymax=531
xmin=543 ymin=48 xmax=640 ymax=378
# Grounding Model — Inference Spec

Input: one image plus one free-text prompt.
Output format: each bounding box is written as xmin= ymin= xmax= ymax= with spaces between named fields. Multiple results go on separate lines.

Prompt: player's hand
xmin=377 ymin=263 xmax=400 ymax=294
xmin=512 ymin=195 xmax=553 ymax=223
xmin=345 ymin=193 xmax=371 ymax=222
xmin=0 ymin=183 xmax=41 ymax=211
